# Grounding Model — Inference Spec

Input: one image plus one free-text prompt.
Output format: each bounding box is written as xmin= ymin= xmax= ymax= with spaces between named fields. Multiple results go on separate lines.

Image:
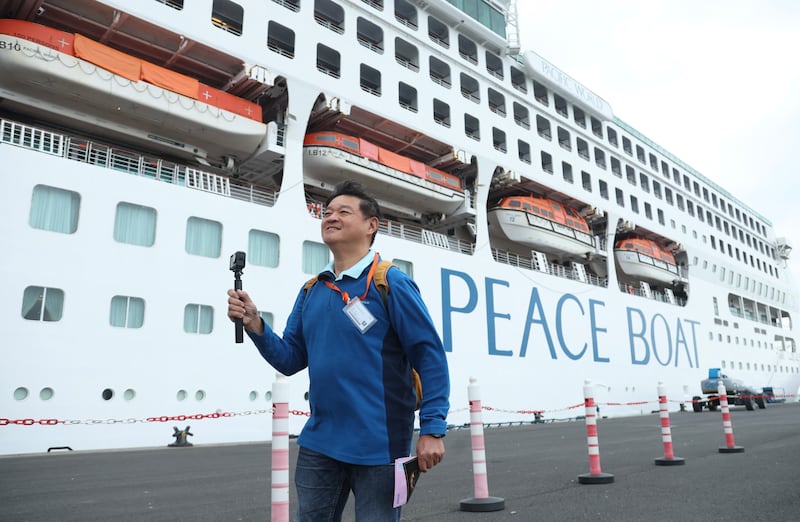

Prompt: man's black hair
xmin=325 ymin=180 xmax=382 ymax=245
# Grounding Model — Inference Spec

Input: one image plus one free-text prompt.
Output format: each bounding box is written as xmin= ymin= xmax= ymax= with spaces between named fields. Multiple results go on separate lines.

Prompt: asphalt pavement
xmin=1 ymin=402 xmax=799 ymax=521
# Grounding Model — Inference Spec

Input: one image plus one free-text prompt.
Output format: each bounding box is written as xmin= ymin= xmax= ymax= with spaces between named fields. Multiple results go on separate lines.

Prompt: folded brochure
xmin=393 ymin=456 xmax=421 ymax=507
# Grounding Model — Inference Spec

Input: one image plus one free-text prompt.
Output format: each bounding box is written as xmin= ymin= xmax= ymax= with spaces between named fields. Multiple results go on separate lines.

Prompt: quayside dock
xmin=2 ymin=402 xmax=799 ymax=521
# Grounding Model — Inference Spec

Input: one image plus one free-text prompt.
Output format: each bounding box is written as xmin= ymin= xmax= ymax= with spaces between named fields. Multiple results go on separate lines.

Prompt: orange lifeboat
xmin=0 ymin=19 xmax=266 ymax=165
xmin=303 ymin=131 xmax=472 ymax=221
xmin=487 ymin=195 xmax=595 ymax=257
xmin=614 ymin=237 xmax=680 ymax=284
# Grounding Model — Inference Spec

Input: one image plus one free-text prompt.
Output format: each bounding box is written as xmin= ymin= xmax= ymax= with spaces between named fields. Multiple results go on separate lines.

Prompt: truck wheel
xmin=744 ymin=395 xmax=755 ymax=411
xmin=708 ymin=397 xmax=718 ymax=411
xmin=755 ymin=395 xmax=766 ymax=409
xmin=692 ymin=396 xmax=703 ymax=412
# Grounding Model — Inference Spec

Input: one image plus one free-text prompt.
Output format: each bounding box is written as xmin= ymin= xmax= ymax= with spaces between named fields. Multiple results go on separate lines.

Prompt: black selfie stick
xmin=230 ymin=251 xmax=246 ymax=343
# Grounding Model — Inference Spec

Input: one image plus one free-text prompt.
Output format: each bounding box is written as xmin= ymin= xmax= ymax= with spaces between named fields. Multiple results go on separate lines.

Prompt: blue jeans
xmin=295 ymin=446 xmax=401 ymax=522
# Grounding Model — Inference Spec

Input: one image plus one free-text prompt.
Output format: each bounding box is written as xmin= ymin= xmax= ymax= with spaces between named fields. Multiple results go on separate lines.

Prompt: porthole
xmin=14 ymin=387 xmax=29 ymax=400
xmin=40 ymin=387 xmax=54 ymax=400
xmin=102 ymin=388 xmax=114 ymax=401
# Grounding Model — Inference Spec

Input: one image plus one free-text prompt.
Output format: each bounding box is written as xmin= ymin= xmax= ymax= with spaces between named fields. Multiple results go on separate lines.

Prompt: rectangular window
xmin=114 ymin=202 xmax=156 ymax=246
xmin=186 ymin=217 xmax=222 ymax=257
xmin=249 ymin=229 xmax=280 ymax=267
xmin=29 ymin=184 xmax=80 ymax=234
xmin=184 ymin=304 xmax=213 ymax=334
xmin=110 ymin=295 xmax=145 ymax=328
xmin=21 ymin=286 xmax=64 ymax=321
xmin=392 ymin=258 xmax=414 ymax=278
xmin=303 ymin=240 xmax=330 ymax=274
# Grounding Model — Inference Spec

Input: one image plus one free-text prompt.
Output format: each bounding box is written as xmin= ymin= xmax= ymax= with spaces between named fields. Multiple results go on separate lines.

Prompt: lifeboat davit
xmin=303 ymin=132 xmax=472 ymax=221
xmin=0 ymin=19 xmax=266 ymax=166
xmin=614 ymin=237 xmax=680 ymax=285
xmin=487 ymin=195 xmax=595 ymax=257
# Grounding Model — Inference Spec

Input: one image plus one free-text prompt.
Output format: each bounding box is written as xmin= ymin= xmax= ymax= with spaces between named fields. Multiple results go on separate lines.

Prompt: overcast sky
xmin=516 ymin=0 xmax=800 ymax=293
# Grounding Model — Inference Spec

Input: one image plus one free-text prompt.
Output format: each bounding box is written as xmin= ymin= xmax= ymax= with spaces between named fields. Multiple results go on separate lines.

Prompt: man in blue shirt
xmin=227 ymin=180 xmax=450 ymax=520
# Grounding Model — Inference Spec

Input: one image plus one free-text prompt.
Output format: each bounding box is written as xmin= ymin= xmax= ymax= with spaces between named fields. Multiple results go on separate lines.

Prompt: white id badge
xmin=343 ymin=297 xmax=377 ymax=333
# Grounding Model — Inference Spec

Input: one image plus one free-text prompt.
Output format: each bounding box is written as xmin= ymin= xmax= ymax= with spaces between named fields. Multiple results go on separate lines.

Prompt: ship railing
xmin=357 ymin=37 xmax=384 ymax=54
xmin=1 ymin=120 xmax=64 ymax=156
xmin=491 ymin=249 xmax=607 ymax=288
xmin=2 ymin=117 xmax=280 ymax=207
xmin=314 ymin=16 xmax=344 ymax=35
xmin=617 ymin=282 xmax=687 ymax=306
xmin=395 ymin=15 xmax=417 ymax=30
xmin=271 ymin=0 xmax=300 ymax=12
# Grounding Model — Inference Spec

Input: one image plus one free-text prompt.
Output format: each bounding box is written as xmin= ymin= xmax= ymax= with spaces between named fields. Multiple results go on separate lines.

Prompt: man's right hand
xmin=227 ymin=289 xmax=263 ymax=335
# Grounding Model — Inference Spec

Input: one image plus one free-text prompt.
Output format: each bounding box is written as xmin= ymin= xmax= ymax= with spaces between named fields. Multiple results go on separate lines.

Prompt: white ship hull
xmin=1 ymin=0 xmax=798 ymax=456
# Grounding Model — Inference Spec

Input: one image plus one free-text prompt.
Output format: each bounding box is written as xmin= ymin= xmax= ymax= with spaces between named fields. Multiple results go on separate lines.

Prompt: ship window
xmin=488 ymin=88 xmax=506 ymax=116
xmin=460 ymin=73 xmax=480 ymax=102
xmin=513 ymin=102 xmax=530 ymax=129
xmin=673 ymin=168 xmax=681 ymax=184
xmin=591 ymin=117 xmax=603 ymax=138
xmin=536 ymin=116 xmax=552 ymax=140
xmin=576 ymin=138 xmax=589 ymax=160
xmin=428 ymin=172 xmax=443 ymax=181
xmin=357 ymin=17 xmax=383 ymax=53
xmin=657 ymin=208 xmax=665 ymax=225
xmin=610 ymin=157 xmax=621 ymax=177
xmin=648 ymin=153 xmax=658 ymax=170
xmin=639 ymin=173 xmax=649 ymax=193
xmin=429 ymin=56 xmax=451 ymax=87
xmin=622 ymin=137 xmax=632 ymax=156
xmin=581 ymin=171 xmax=592 ymax=192
xmin=523 ymin=204 xmax=531 ymax=212
xmin=533 ymin=80 xmax=548 ymax=105
xmin=599 ymin=180 xmax=609 ymax=200
xmin=394 ymin=0 xmax=417 ymax=29
xmin=303 ymin=240 xmax=330 ymax=274
xmin=259 ymin=311 xmax=274 ymax=330
xmin=485 ymin=51 xmax=503 ymax=79
xmin=155 ymin=0 xmax=184 ymax=10
xmin=268 ymin=21 xmax=295 ymax=58
xmin=554 ymin=94 xmax=568 ymax=117
xmin=114 ymin=202 xmax=156 ymax=247
xmin=492 ymin=128 xmax=506 ymax=153
xmin=615 ymin=189 xmax=624 ymax=207
xmin=316 ymin=44 xmax=341 ymax=78
xmin=21 ymin=286 xmax=64 ymax=322
xmin=110 ymin=296 xmax=145 ymax=329
xmin=186 ymin=217 xmax=222 ymax=258
xmin=458 ymin=35 xmax=478 ymax=64
xmin=427 ymin=16 xmax=449 ymax=48
xmin=653 ymin=180 xmax=661 ymax=198
xmin=211 ymin=0 xmax=243 ymax=36
xmin=507 ymin=200 xmax=520 ymax=208
xmin=360 ymin=64 xmax=381 ymax=95
xmin=630 ymin=196 xmax=639 ymax=214
xmin=392 ymin=258 xmax=414 ymax=278
xmin=518 ymin=140 xmax=531 ymax=164
xmin=249 ymin=229 xmax=280 ymax=267
xmin=594 ymin=148 xmax=606 ymax=169
xmin=433 ymin=98 xmax=451 ymax=127
xmin=607 ymin=127 xmax=618 ymax=147
xmin=677 ymin=194 xmax=685 ymax=211
xmin=635 ymin=145 xmax=645 ymax=164
xmin=272 ymin=0 xmax=300 ymax=12
xmin=315 ymin=0 xmax=345 ymax=33
xmin=644 ymin=202 xmax=652 ymax=220
xmin=395 ymin=38 xmax=419 ymax=71
xmin=342 ymin=138 xmax=359 ymax=149
xmin=511 ymin=66 xmax=527 ymax=93
xmin=665 ymin=187 xmax=673 ymax=205
xmin=541 ymin=151 xmax=553 ymax=174
xmin=29 ymin=184 xmax=80 ymax=234
xmin=562 ymin=162 xmax=573 ymax=183
xmin=184 ymin=304 xmax=213 ymax=334
xmin=626 ymin=165 xmax=636 ymax=185
xmin=399 ymin=82 xmax=417 ymax=112
xmin=573 ymin=107 xmax=586 ymax=128
xmin=557 ymin=127 xmax=570 ymax=150
xmin=465 ymin=114 xmax=480 ymax=140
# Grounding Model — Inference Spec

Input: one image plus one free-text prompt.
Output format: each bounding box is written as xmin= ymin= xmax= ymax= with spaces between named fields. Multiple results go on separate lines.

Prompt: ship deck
xmin=2 ymin=402 xmax=799 ymax=521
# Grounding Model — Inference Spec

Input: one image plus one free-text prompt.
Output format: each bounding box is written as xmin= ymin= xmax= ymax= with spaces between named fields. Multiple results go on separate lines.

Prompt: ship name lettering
xmin=626 ymin=307 xmax=700 ymax=368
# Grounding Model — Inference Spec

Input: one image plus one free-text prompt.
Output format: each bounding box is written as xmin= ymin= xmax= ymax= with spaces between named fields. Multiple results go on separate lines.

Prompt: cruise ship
xmin=1 ymin=0 xmax=798 ymax=456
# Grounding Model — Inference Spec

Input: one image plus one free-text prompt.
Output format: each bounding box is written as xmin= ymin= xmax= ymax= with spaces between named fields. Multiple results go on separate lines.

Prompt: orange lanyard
xmin=323 ymin=253 xmax=379 ymax=305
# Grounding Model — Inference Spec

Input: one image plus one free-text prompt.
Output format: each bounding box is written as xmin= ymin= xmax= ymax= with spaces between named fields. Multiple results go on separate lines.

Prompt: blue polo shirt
xmin=248 ymin=251 xmax=450 ymax=465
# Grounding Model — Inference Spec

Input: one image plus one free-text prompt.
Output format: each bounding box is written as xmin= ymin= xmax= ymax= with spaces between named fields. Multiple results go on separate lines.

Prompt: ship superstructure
xmin=1 ymin=0 xmax=797 ymax=455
